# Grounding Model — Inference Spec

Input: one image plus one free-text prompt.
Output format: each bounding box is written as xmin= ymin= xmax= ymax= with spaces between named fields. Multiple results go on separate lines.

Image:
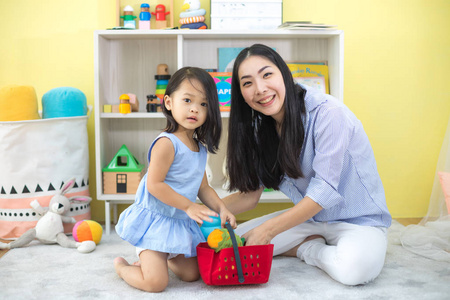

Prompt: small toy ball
xmin=207 ymin=228 xmax=244 ymax=252
xmin=72 ymin=220 xmax=103 ymax=245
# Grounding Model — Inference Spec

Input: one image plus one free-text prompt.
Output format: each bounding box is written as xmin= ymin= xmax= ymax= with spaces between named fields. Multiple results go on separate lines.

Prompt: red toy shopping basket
xmin=196 ymin=223 xmax=274 ymax=285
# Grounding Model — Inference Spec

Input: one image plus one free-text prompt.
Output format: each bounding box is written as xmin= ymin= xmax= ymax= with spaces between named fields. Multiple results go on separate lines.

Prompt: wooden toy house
xmin=102 ymin=144 xmax=144 ymax=194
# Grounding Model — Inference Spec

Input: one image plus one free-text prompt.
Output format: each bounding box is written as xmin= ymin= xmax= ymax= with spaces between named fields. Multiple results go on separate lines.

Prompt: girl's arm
xmin=197 ymin=173 xmax=237 ymax=228
xmin=242 ymin=196 xmax=323 ymax=246
xmin=146 ymin=137 xmax=217 ymax=224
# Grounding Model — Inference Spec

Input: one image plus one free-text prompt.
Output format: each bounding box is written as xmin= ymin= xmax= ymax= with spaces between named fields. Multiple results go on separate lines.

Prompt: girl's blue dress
xmin=115 ymin=132 xmax=207 ymax=257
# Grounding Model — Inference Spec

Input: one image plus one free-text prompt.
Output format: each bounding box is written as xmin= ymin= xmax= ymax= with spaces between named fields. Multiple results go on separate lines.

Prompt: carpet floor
xmin=0 ymin=221 xmax=449 ymax=300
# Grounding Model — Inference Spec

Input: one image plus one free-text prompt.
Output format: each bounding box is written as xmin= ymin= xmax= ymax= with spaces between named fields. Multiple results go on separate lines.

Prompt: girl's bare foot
xmin=280 ymin=235 xmax=325 ymax=257
xmin=114 ymin=257 xmax=130 ymax=276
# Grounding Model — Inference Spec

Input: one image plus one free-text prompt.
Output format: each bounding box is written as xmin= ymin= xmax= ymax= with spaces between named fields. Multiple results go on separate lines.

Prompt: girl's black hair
xmin=227 ymin=44 xmax=307 ymax=192
xmin=162 ymin=66 xmax=222 ymax=153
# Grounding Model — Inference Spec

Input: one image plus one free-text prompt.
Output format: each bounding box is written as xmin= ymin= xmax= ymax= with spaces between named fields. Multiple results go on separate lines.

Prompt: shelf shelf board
xmin=100 ymin=112 xmax=164 ymax=118
xmin=100 ymin=112 xmax=230 ymax=119
xmin=95 ymin=29 xmax=343 ymax=40
xmin=97 ymin=187 xmax=289 ymax=203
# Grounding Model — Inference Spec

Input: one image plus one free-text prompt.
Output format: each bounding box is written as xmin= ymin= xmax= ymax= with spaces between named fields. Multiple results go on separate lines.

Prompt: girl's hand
xmin=185 ymin=203 xmax=218 ymax=224
xmin=218 ymin=207 xmax=237 ymax=229
xmin=241 ymin=223 xmax=273 ymax=246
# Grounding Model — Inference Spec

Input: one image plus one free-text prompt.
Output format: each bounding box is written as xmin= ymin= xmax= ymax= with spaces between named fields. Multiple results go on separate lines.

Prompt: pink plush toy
xmin=0 ymin=178 xmax=95 ymax=253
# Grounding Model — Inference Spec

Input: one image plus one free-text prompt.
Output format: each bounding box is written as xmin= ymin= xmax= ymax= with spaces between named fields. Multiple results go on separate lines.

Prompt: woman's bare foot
xmin=114 ymin=257 xmax=130 ymax=276
xmin=280 ymin=235 xmax=325 ymax=257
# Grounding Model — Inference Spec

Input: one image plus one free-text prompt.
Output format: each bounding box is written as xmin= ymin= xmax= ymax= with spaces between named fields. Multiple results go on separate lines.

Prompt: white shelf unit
xmin=94 ymin=29 xmax=344 ymax=234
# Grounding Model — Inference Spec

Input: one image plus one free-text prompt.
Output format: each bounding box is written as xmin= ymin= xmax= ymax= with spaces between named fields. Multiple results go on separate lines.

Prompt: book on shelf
xmin=293 ymin=77 xmax=327 ymax=94
xmin=287 ymin=60 xmax=328 ymax=66
xmin=218 ymin=46 xmax=277 ymax=73
xmin=287 ymin=62 xmax=329 ymax=94
xmin=218 ymin=47 xmax=245 ymax=72
xmin=209 ymin=72 xmax=232 ymax=112
xmin=278 ymin=21 xmax=337 ymax=30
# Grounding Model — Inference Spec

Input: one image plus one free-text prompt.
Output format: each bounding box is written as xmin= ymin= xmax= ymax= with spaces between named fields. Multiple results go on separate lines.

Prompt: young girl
xmin=114 ymin=67 xmax=237 ymax=292
xmin=223 ymin=44 xmax=391 ymax=286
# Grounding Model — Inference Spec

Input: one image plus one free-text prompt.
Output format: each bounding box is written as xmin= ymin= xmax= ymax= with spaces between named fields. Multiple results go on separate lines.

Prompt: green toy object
xmin=102 ymin=144 xmax=145 ymax=194
xmin=207 ymin=228 xmax=244 ymax=253
xmin=102 ymin=144 xmax=144 ymax=173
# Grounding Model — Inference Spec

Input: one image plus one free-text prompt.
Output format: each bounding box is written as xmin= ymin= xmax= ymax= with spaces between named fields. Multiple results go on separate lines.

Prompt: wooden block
xmin=111 ymin=105 xmax=120 ymax=113
xmin=103 ymin=104 xmax=112 ymax=113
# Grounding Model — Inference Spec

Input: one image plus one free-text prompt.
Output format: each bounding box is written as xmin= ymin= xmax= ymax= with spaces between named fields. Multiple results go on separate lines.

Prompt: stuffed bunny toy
xmin=0 ymin=178 xmax=96 ymax=253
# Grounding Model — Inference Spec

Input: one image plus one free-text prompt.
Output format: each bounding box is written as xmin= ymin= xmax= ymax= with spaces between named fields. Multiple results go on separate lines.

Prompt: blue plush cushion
xmin=42 ymin=87 xmax=87 ymax=119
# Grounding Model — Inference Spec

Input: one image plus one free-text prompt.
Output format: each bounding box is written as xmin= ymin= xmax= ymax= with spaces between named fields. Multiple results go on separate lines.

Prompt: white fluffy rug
xmin=1 ymin=221 xmax=449 ymax=300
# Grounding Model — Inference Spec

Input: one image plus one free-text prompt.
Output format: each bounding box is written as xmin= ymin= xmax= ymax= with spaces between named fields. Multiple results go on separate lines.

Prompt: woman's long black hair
xmin=227 ymin=44 xmax=307 ymax=192
xmin=162 ymin=66 xmax=222 ymax=153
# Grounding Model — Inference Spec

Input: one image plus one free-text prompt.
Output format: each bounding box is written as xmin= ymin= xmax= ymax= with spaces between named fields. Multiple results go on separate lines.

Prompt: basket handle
xmin=225 ymin=223 xmax=245 ymax=283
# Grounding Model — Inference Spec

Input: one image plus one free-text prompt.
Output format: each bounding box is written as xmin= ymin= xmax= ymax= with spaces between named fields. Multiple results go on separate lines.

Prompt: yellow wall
xmin=283 ymin=0 xmax=450 ymax=217
xmin=1 ymin=0 xmax=449 ymax=222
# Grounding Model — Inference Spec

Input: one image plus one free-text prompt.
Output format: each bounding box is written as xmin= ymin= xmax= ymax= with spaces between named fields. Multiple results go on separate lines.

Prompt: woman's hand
xmin=185 ymin=203 xmax=218 ymax=224
xmin=242 ymin=197 xmax=323 ymax=246
xmin=241 ymin=223 xmax=274 ymax=246
xmin=218 ymin=207 xmax=237 ymax=229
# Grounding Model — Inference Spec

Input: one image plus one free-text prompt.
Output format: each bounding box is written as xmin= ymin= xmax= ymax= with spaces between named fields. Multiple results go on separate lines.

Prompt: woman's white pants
xmin=235 ymin=209 xmax=388 ymax=286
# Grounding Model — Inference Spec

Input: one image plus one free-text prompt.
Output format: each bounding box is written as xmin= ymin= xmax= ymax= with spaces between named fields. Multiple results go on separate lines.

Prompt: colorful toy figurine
xmin=139 ymin=3 xmax=151 ymax=30
xmin=155 ymin=64 xmax=171 ymax=102
xmin=146 ymin=94 xmax=160 ymax=112
xmin=121 ymin=5 xmax=137 ymax=29
xmin=152 ymin=4 xmax=170 ymax=29
xmin=179 ymin=0 xmax=207 ymax=29
xmin=119 ymin=94 xmax=131 ymax=114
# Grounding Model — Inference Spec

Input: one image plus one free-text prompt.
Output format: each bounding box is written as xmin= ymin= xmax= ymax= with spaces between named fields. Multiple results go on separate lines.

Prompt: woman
xmin=223 ymin=44 xmax=391 ymax=285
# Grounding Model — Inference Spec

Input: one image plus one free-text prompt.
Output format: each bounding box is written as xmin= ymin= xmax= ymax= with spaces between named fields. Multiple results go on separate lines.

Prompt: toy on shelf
xmin=127 ymin=93 xmax=139 ymax=112
xmin=155 ymin=64 xmax=171 ymax=103
xmin=139 ymin=3 xmax=151 ymax=30
xmin=207 ymin=227 xmax=244 ymax=253
xmin=102 ymin=144 xmax=145 ymax=194
xmin=0 ymin=178 xmax=95 ymax=253
xmin=119 ymin=94 xmax=131 ymax=114
xmin=179 ymin=0 xmax=207 ymax=29
xmin=72 ymin=220 xmax=103 ymax=245
xmin=152 ymin=4 xmax=170 ymax=29
xmin=103 ymin=104 xmax=112 ymax=113
xmin=146 ymin=94 xmax=160 ymax=112
xmin=121 ymin=5 xmax=137 ymax=29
